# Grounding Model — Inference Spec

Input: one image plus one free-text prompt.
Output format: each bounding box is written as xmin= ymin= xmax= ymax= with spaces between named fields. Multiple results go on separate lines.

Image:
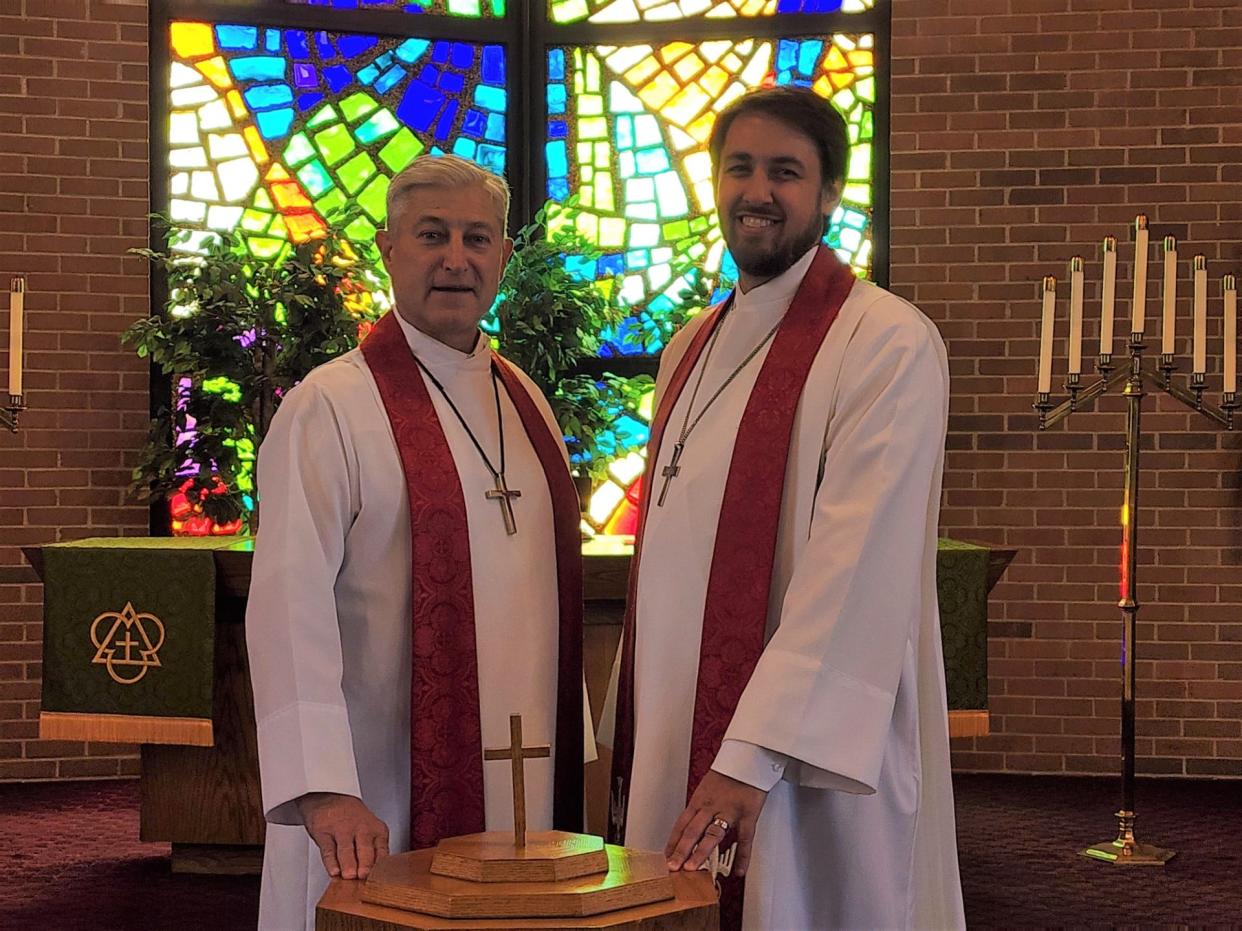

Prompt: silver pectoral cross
xmin=656 ymin=442 xmax=684 ymax=508
xmin=485 ymin=474 xmax=522 ymax=535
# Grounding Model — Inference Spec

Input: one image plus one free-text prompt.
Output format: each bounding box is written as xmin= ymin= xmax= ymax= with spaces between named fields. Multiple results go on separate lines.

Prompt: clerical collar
xmin=393 ymin=311 xmax=491 ymax=373
xmin=734 ymin=244 xmax=820 ymax=313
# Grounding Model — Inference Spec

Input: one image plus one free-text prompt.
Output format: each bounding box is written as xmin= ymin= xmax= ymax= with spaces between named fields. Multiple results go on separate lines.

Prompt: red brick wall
xmin=889 ymin=0 xmax=1242 ymax=776
xmin=0 ymin=0 xmax=150 ymax=780
xmin=1 ymin=0 xmax=1240 ymax=780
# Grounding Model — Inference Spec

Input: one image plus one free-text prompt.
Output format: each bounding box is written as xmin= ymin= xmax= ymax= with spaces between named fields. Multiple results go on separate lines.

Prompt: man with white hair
xmin=246 ymin=154 xmax=587 ymax=930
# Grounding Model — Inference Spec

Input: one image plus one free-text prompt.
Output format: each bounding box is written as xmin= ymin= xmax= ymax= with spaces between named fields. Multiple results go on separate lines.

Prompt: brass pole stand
xmin=1035 ymin=334 xmax=1234 ymax=866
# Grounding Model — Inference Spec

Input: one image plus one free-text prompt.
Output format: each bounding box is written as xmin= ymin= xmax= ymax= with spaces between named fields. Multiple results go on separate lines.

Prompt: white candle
xmin=1100 ymin=236 xmax=1117 ymax=356
xmin=1225 ymin=274 xmax=1237 ymax=396
xmin=1131 ymin=215 xmax=1149 ymax=336
xmin=1161 ymin=236 xmax=1177 ymax=355
xmin=1038 ymin=275 xmax=1057 ymax=394
xmin=1068 ymin=257 xmax=1084 ymax=375
xmin=1193 ymin=255 xmax=1207 ymax=375
xmin=7 ymin=276 xmax=23 ymax=398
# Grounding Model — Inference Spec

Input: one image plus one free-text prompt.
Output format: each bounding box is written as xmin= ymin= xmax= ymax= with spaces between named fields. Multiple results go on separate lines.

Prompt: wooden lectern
xmin=316 ymin=715 xmax=718 ymax=931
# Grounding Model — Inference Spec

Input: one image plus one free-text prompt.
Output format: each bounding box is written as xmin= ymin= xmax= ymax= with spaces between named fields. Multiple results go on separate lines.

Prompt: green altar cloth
xmin=38 ymin=537 xmax=244 ymax=747
xmin=935 ymin=538 xmax=989 ymax=711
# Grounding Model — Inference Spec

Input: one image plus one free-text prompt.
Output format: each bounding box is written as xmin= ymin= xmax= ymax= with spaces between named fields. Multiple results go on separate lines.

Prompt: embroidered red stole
xmin=362 ymin=311 xmax=583 ymax=849
xmin=608 ymin=246 xmax=854 ymax=926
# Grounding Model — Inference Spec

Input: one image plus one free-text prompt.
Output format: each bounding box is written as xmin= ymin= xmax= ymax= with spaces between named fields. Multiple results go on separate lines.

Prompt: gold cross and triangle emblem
xmin=90 ymin=602 xmax=165 ymax=686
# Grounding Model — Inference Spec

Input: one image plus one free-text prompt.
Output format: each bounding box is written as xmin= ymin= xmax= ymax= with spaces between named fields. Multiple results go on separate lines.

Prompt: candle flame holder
xmin=0 ymin=394 xmax=23 ymax=432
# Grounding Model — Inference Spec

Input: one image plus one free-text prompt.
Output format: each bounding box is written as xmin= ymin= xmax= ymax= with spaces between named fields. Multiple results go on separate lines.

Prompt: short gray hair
xmin=385 ymin=154 xmax=511 ymax=235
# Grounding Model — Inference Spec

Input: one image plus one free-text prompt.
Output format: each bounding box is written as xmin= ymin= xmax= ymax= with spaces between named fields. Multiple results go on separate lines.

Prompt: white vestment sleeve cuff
xmin=583 ymin=677 xmax=599 ymax=764
xmin=711 ymin=740 xmax=787 ymax=792
xmin=257 ymin=701 xmax=362 ymax=825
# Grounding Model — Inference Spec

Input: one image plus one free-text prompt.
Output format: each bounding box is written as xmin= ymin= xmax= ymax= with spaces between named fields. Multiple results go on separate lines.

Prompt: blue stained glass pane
xmin=324 ymin=65 xmax=352 ymax=92
xmin=615 ymin=116 xmax=633 ymax=149
xmin=453 ymin=137 xmax=477 ymax=159
xmin=565 ymin=256 xmax=597 ymax=280
xmin=463 ymin=108 xmax=487 ymax=136
xmin=374 ymin=66 xmax=407 ymax=95
xmin=547 ymin=49 xmax=564 ymax=81
xmin=358 ymin=64 xmax=380 ymax=85
xmin=285 ymin=30 xmax=310 ymax=60
xmin=798 ymin=40 xmax=823 ymax=76
xmin=450 ymin=43 xmax=473 ymax=68
xmin=547 ymin=85 xmax=566 ymax=115
xmin=635 ymin=148 xmax=669 ymax=174
xmin=482 ymin=46 xmax=504 ymax=84
xmin=397 ymin=82 xmax=444 ymax=132
xmin=374 ymin=51 xmax=394 ymax=70
xmin=548 ymin=177 xmax=570 ymax=200
xmin=434 ymin=99 xmax=459 ymax=141
xmin=293 ymin=63 xmax=317 ymax=88
xmin=439 ymin=71 xmax=464 ymax=93
xmin=314 ymin=31 xmax=335 ymax=60
xmin=548 ymin=120 xmax=567 ymax=140
xmin=339 ymin=35 xmax=379 ymax=59
xmin=245 ymin=84 xmax=294 ymax=110
xmin=265 ymin=29 xmax=281 ymax=53
xmin=216 ymin=25 xmax=258 ymax=51
xmin=598 ymin=254 xmax=624 ymax=276
xmin=297 ymin=92 xmax=325 ymax=111
xmin=484 ymin=113 xmax=505 ymax=142
xmin=230 ymin=56 xmax=287 ymax=82
xmin=476 ymin=143 xmax=504 ymax=173
xmin=546 ymin=141 xmax=567 ymax=178
xmin=396 ymin=39 xmax=430 ymax=63
xmin=474 ymin=85 xmax=505 ymax=112
xmin=255 ymin=108 xmax=295 ymax=139
xmin=431 ymin=41 xmax=450 ymax=64
xmin=419 ymin=65 xmax=440 ymax=85
xmin=777 ymin=40 xmax=797 ymax=72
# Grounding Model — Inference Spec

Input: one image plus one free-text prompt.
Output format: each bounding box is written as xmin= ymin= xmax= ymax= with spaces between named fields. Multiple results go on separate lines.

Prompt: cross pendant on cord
xmin=485 ymin=474 xmax=522 ymax=535
xmin=656 ymin=442 xmax=685 ymax=508
xmin=483 ymin=714 xmax=550 ymax=848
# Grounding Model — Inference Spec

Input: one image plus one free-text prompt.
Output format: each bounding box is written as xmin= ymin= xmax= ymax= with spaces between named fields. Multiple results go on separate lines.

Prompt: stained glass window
xmin=551 ymin=34 xmax=876 ymax=532
xmin=550 ymin=0 xmax=875 ymax=25
xmin=289 ymin=0 xmax=506 ymax=17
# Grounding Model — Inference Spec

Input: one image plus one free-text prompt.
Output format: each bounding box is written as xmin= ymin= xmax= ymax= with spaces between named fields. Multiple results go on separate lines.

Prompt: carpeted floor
xmin=1 ymin=773 xmax=1239 ymax=929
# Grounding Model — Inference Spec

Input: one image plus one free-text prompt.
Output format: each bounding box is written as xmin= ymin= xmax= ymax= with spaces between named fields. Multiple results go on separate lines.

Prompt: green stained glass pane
xmin=663 ymin=220 xmax=689 ymax=240
xmin=339 ymin=151 xmax=378 ymax=195
xmin=314 ymin=123 xmax=355 ymax=166
xmin=248 ymin=237 xmax=285 ymax=259
xmin=241 ymin=209 xmax=270 ymax=233
xmin=346 ymin=215 xmax=378 ymax=243
xmin=379 ymin=128 xmax=424 ymax=173
xmin=355 ymin=109 xmax=400 ymax=145
xmin=315 ymin=188 xmax=348 ymax=220
xmin=340 ymin=92 xmax=379 ymax=123
xmin=253 ymin=188 xmax=273 ymax=210
xmin=857 ymin=76 xmax=875 ymax=103
xmin=448 ymin=0 xmax=481 ymax=14
xmin=579 ymin=117 xmax=608 ymax=140
xmin=357 ymin=174 xmax=390 ymax=222
xmin=297 ymin=159 xmax=334 ymax=197
xmin=307 ymin=104 xmax=340 ymax=129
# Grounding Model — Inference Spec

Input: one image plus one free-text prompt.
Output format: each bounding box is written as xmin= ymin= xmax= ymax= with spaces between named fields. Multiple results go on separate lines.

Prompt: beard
xmin=726 ymin=209 xmax=825 ymax=282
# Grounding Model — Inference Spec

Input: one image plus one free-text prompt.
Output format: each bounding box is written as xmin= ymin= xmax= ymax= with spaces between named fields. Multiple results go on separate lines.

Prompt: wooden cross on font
xmin=484 ymin=714 xmax=550 ymax=848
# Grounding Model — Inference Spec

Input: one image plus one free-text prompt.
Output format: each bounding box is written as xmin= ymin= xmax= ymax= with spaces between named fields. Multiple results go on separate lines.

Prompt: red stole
xmin=608 ymin=246 xmax=854 ymax=926
xmin=362 ymin=311 xmax=584 ymax=850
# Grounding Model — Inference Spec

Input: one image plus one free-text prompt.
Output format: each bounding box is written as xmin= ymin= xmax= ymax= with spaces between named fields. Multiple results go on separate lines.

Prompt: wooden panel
xmin=948 ymin=711 xmax=990 ymax=739
xmin=139 ymin=597 xmax=266 ymax=846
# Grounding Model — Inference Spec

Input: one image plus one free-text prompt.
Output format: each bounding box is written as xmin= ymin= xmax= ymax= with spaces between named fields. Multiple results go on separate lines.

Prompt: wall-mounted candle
xmin=1068 ymin=257 xmax=1084 ymax=375
xmin=1225 ymin=274 xmax=1237 ymax=396
xmin=7 ymin=276 xmax=23 ymax=398
xmin=1161 ymin=236 xmax=1177 ymax=355
xmin=1100 ymin=236 xmax=1117 ymax=355
xmin=1131 ymin=215 xmax=1149 ymax=336
xmin=1038 ymin=275 xmax=1057 ymax=394
xmin=1193 ymin=255 xmax=1207 ymax=375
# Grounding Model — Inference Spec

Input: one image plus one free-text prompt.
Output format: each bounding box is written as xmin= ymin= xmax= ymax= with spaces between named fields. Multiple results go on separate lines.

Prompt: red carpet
xmin=2 ymin=774 xmax=1240 ymax=929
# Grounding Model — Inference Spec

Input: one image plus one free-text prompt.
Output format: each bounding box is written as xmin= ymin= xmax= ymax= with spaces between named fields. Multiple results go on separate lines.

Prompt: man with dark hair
xmin=603 ymin=86 xmax=965 ymax=929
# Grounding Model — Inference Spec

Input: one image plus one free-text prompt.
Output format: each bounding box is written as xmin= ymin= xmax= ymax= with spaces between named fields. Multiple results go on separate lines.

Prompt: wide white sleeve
xmin=246 ymin=377 xmax=362 ymax=825
xmin=720 ymin=312 xmax=948 ymax=795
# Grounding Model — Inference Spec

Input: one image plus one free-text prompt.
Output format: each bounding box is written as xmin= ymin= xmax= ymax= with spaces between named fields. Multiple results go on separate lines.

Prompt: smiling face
xmin=714 ymin=112 xmax=842 ymax=292
xmin=375 ymin=183 xmax=513 ymax=353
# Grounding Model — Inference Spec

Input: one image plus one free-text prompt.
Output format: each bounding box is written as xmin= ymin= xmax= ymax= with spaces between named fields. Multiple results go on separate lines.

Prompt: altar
xmin=24 ymin=535 xmax=1012 ymax=874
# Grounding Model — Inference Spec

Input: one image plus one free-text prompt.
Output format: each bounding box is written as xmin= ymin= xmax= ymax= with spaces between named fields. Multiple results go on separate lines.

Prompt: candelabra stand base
xmin=1081 ymin=811 xmax=1175 ymax=865
xmin=1 ymin=394 xmax=24 ymax=432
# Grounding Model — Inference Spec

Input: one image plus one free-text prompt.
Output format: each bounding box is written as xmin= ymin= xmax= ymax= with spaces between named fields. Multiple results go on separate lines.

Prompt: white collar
xmin=733 ymin=244 xmax=820 ymax=313
xmin=393 ymin=311 xmax=491 ymax=374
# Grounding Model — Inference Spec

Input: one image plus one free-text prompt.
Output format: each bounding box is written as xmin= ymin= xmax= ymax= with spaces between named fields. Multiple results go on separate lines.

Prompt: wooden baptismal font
xmin=316 ymin=715 xmax=718 ymax=930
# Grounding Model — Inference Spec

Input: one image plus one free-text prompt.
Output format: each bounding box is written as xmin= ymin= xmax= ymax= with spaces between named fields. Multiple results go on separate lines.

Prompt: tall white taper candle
xmin=1068 ymin=257 xmax=1084 ymax=375
xmin=1131 ymin=215 xmax=1148 ymax=336
xmin=7 ymin=277 xmax=23 ymax=398
xmin=1100 ymin=236 xmax=1117 ymax=356
xmin=1161 ymin=236 xmax=1177 ymax=355
xmin=1193 ymin=255 xmax=1207 ymax=375
xmin=1038 ymin=275 xmax=1057 ymax=394
xmin=1225 ymin=275 xmax=1237 ymax=396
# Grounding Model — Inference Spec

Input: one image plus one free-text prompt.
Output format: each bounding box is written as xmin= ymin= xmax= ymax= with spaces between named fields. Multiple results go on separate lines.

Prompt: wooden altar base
xmin=317 ymin=869 xmax=717 ymax=931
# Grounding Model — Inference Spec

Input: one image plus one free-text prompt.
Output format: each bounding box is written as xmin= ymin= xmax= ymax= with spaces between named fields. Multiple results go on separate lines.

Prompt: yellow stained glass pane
xmin=225 ymin=90 xmax=248 ymax=120
xmin=637 ymin=71 xmax=680 ymax=110
xmin=196 ymin=56 xmax=232 ymax=90
xmin=672 ymin=52 xmax=705 ymax=82
xmin=170 ymin=22 xmax=214 ymax=60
